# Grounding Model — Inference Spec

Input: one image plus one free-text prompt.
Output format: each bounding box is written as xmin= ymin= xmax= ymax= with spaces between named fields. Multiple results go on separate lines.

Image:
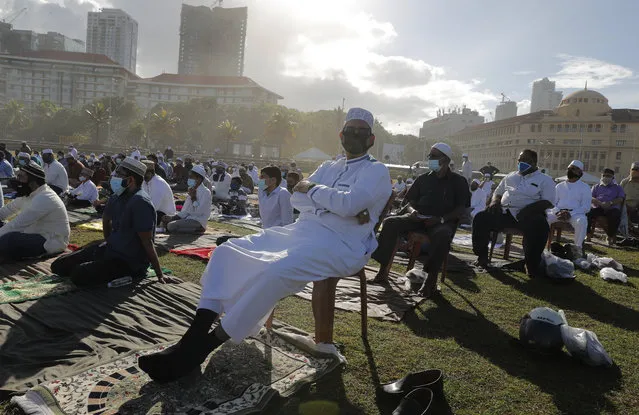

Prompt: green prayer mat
xmin=0 ymin=268 xmax=173 ymax=305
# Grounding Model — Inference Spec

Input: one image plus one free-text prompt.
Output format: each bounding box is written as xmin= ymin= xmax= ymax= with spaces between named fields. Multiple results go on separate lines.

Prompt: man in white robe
xmin=462 ymin=153 xmax=473 ymax=184
xmin=139 ymin=107 xmax=392 ymax=383
xmin=547 ymin=160 xmax=591 ymax=248
xmin=470 ymin=179 xmax=488 ymax=218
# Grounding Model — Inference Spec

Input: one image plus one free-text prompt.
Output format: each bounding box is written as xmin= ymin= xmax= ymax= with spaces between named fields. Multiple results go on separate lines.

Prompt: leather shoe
xmin=392 ymin=387 xmax=433 ymax=415
xmin=380 ymin=369 xmax=443 ymax=397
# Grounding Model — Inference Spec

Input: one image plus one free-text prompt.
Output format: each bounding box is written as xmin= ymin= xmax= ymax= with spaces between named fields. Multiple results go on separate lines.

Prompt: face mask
xmin=115 ymin=158 xmax=122 ymax=165
xmin=428 ymin=159 xmax=441 ymax=172
xmin=79 ymin=176 xmax=86 ymax=182
xmin=518 ymin=162 xmax=532 ymax=174
xmin=341 ymin=133 xmax=369 ymax=155
xmin=601 ymin=177 xmax=612 ymax=185
xmin=110 ymin=177 xmax=126 ymax=195
xmin=43 ymin=155 xmax=53 ymax=164
xmin=18 ymin=159 xmax=27 ymax=166
xmin=187 ymin=178 xmax=197 ymax=188
xmin=230 ymin=183 xmax=241 ymax=191
xmin=257 ymin=179 xmax=266 ymax=191
xmin=566 ymin=170 xmax=581 ymax=180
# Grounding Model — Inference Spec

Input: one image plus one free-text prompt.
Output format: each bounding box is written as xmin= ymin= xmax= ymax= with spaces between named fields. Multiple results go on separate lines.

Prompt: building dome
xmin=556 ymin=87 xmax=612 ymax=118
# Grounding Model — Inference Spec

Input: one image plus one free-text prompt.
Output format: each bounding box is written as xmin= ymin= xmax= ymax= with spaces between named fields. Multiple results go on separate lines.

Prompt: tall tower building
xmin=86 ymin=8 xmax=138 ymax=73
xmin=178 ymin=4 xmax=247 ymax=77
xmin=495 ymin=100 xmax=517 ymax=121
xmin=531 ymin=77 xmax=563 ymax=112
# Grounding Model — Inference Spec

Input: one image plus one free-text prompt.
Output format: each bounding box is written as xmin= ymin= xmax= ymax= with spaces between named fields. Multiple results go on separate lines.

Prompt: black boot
xmin=138 ymin=308 xmax=221 ymax=383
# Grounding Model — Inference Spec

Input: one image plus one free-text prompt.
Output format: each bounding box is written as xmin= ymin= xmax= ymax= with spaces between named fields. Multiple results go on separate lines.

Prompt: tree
xmin=149 ymin=108 xmax=180 ymax=148
xmin=127 ymin=121 xmax=146 ymax=148
xmin=1 ymin=100 xmax=31 ymax=137
xmin=84 ymin=102 xmax=110 ymax=145
xmin=265 ymin=110 xmax=297 ymax=157
xmin=217 ymin=119 xmax=241 ymax=155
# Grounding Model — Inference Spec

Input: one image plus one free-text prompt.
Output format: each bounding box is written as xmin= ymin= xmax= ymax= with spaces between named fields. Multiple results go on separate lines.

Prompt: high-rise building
xmin=86 ymin=8 xmax=138 ymax=73
xmin=0 ymin=28 xmax=84 ymax=54
xmin=495 ymin=100 xmax=518 ymax=121
xmin=178 ymin=4 xmax=247 ymax=77
xmin=531 ymin=77 xmax=563 ymax=112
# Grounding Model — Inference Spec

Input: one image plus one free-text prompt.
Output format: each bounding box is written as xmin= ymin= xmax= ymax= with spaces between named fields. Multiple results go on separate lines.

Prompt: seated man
xmin=210 ymin=162 xmax=232 ymax=201
xmin=0 ymin=151 xmax=14 ymax=179
xmin=65 ymin=153 xmax=85 ymax=188
xmin=138 ymin=107 xmax=391 ymax=383
xmin=258 ymin=166 xmax=294 ymax=228
xmin=0 ymin=162 xmax=69 ymax=261
xmin=619 ymin=162 xmax=639 ymax=225
xmin=52 ymin=157 xmax=169 ymax=286
xmin=472 ymin=149 xmax=555 ymax=277
xmin=588 ymin=168 xmax=625 ymax=245
xmin=371 ymin=143 xmax=470 ymax=297
xmin=221 ymin=177 xmax=248 ymax=216
xmin=146 ymin=153 xmax=167 ymax=180
xmin=238 ymin=167 xmax=254 ymax=194
xmin=142 ymin=161 xmax=176 ymax=225
xmin=171 ymin=157 xmax=189 ymax=190
xmin=42 ymin=148 xmax=68 ymax=194
xmin=67 ymin=167 xmax=99 ymax=208
xmin=547 ymin=160 xmax=591 ymax=249
xmin=393 ymin=176 xmax=406 ymax=193
xmin=161 ymin=165 xmax=212 ymax=234
xmin=285 ymin=171 xmax=301 ymax=193
xmin=469 ymin=178 xmax=489 ymax=219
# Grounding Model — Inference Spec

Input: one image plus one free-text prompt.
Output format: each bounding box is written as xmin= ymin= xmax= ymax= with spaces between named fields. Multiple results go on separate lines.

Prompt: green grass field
xmin=2 ymin=224 xmax=638 ymax=415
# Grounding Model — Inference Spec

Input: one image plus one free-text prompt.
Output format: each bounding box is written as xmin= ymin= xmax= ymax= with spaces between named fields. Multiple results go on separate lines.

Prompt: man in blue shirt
xmin=0 ymin=151 xmax=14 ymax=179
xmin=52 ymin=157 xmax=173 ymax=286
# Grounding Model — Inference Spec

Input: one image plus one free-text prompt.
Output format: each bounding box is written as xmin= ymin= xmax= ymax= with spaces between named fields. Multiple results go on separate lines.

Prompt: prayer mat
xmin=77 ymin=220 xmax=103 ymax=232
xmin=11 ymin=321 xmax=340 ymax=415
xmin=209 ymin=214 xmax=263 ymax=233
xmin=67 ymin=207 xmax=100 ymax=225
xmin=0 ymin=256 xmax=57 ymax=283
xmin=154 ymin=231 xmax=225 ymax=252
xmin=169 ymin=246 xmax=215 ymax=260
xmin=295 ymin=266 xmax=424 ymax=322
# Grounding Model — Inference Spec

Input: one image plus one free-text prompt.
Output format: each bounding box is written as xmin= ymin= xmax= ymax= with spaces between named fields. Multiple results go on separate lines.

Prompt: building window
xmin=549 ymin=124 xmax=555 ymax=132
xmin=595 ymin=124 xmax=601 ymax=132
xmin=615 ymin=166 xmax=620 ymax=174
xmin=571 ymin=124 xmax=577 ymax=132
xmin=564 ymin=124 xmax=570 ymax=131
xmin=554 ymin=151 xmax=560 ymax=158
xmin=569 ymin=151 xmax=574 ymax=158
xmin=561 ymin=151 xmax=567 ymax=159
xmin=616 ymin=140 xmax=626 ymax=147
xmin=592 ymin=139 xmax=602 ymax=145
xmin=537 ymin=124 xmax=542 ymax=132
xmin=584 ymin=151 xmax=590 ymax=159
xmin=553 ymin=163 xmax=558 ymax=170
xmin=616 ymin=152 xmax=622 ymax=160
xmin=601 ymin=152 xmax=606 ymax=160
xmin=620 ymin=124 xmax=627 ymax=133
xmin=592 ymin=151 xmax=598 ymax=160
xmin=557 ymin=124 xmax=562 ymax=132
xmin=579 ymin=124 xmax=585 ymax=132
xmin=611 ymin=124 xmax=617 ymax=132
xmin=584 ymin=98 xmax=588 ymax=103
xmin=530 ymin=125 xmax=535 ymax=132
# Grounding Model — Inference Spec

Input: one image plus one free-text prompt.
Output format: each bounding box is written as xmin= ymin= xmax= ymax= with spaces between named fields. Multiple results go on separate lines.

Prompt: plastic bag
xmin=574 ymin=257 xmax=593 ymax=270
xmin=599 ymin=267 xmax=628 ymax=283
xmin=591 ymin=256 xmax=623 ymax=271
xmin=560 ymin=325 xmax=613 ymax=367
xmin=542 ymin=251 xmax=575 ymax=279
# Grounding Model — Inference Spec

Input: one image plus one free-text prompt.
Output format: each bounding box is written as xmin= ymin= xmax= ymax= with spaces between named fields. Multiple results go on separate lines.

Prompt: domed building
xmin=447 ymin=85 xmax=639 ymax=177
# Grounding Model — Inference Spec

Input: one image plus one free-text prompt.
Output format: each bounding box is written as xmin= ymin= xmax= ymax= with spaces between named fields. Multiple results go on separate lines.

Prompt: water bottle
xmin=107 ymin=276 xmax=132 ymax=288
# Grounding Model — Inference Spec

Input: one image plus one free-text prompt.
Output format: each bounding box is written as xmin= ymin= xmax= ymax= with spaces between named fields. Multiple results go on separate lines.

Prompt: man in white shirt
xmin=462 ymin=153 xmax=473 ymax=184
xmin=473 ymin=149 xmax=555 ymax=276
xmin=547 ymin=160 xmax=591 ymax=248
xmin=247 ymin=163 xmax=259 ymax=184
xmin=210 ymin=162 xmax=232 ymax=201
xmin=68 ymin=145 xmax=78 ymax=159
xmin=42 ymin=149 xmax=68 ymax=195
xmin=0 ymin=161 xmax=70 ymax=261
xmin=393 ymin=176 xmax=406 ymax=193
xmin=258 ymin=166 xmax=294 ymax=229
xmin=0 ymin=151 xmax=14 ymax=179
xmin=470 ymin=179 xmax=488 ymax=218
xmin=130 ymin=147 xmax=141 ymax=160
xmin=68 ymin=167 xmax=99 ymax=207
xmin=161 ymin=165 xmax=212 ymax=233
xmin=142 ymin=160 xmax=176 ymax=225
xmin=139 ymin=107 xmax=391 ymax=383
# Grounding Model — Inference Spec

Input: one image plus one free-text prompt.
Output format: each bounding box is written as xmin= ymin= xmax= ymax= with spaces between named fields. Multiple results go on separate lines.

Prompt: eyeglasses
xmin=342 ymin=126 xmax=372 ymax=138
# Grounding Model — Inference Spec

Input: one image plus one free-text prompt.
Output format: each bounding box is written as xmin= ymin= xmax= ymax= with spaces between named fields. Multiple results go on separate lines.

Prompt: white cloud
xmin=513 ymin=70 xmax=535 ymax=76
xmin=517 ymin=99 xmax=531 ymax=115
xmin=553 ymin=54 xmax=634 ymax=89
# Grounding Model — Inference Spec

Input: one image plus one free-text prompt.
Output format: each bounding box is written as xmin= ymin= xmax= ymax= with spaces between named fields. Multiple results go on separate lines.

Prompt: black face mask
xmin=567 ymin=170 xmax=582 ymax=180
xmin=341 ymin=130 xmax=371 ymax=155
xmin=9 ymin=178 xmax=32 ymax=197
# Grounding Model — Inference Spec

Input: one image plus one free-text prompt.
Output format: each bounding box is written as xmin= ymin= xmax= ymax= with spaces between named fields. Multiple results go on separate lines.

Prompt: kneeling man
xmin=138 ymin=108 xmax=392 ymax=383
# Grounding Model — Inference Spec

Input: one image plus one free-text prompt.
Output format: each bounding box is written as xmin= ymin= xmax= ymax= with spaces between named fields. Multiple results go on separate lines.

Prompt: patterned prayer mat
xmin=67 ymin=207 xmax=100 ymax=225
xmin=154 ymin=232 xmax=226 ymax=252
xmin=77 ymin=220 xmax=103 ymax=232
xmin=14 ymin=322 xmax=340 ymax=415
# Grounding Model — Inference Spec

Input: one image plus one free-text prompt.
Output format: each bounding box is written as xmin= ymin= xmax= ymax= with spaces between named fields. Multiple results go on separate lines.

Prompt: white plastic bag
xmin=560 ymin=325 xmax=613 ymax=367
xmin=542 ymin=251 xmax=575 ymax=279
xmin=573 ymin=258 xmax=593 ymax=270
xmin=599 ymin=267 xmax=628 ymax=283
xmin=591 ymin=256 xmax=623 ymax=271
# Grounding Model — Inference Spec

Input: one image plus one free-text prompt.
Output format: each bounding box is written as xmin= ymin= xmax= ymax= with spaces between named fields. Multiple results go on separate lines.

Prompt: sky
xmin=1 ymin=0 xmax=638 ymax=135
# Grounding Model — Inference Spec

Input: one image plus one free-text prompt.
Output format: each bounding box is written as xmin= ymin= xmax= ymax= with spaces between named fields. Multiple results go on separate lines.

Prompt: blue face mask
xmin=428 ymin=159 xmax=441 ymax=172
xmin=110 ymin=177 xmax=126 ymax=195
xmin=257 ymin=179 xmax=266 ymax=191
xmin=518 ymin=162 xmax=532 ymax=174
xmin=230 ymin=183 xmax=240 ymax=191
xmin=187 ymin=178 xmax=197 ymax=188
xmin=19 ymin=159 xmax=27 ymax=166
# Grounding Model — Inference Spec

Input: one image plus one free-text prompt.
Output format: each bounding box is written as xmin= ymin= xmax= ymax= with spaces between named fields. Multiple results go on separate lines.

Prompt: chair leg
xmin=556 ymin=229 xmax=562 ymax=243
xmin=489 ymin=231 xmax=497 ymax=262
xmin=441 ymin=253 xmax=448 ymax=283
xmin=546 ymin=227 xmax=554 ymax=251
xmin=358 ymin=268 xmax=368 ymax=339
xmin=406 ymin=239 xmax=422 ymax=271
xmin=312 ymin=278 xmax=338 ymax=344
xmin=504 ymin=233 xmax=513 ymax=260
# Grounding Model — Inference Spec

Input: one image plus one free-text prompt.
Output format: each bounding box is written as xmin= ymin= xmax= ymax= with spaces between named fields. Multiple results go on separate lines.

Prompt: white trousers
xmin=197 ymin=220 xmax=368 ymax=343
xmin=547 ymin=212 xmax=588 ymax=247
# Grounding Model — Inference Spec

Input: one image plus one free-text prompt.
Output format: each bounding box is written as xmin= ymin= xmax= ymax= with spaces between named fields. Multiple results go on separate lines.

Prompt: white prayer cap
xmin=484 ymin=173 xmax=491 ymax=178
xmin=462 ymin=153 xmax=469 ymax=158
xmin=345 ymin=107 xmax=374 ymax=129
xmin=176 ymin=157 xmax=183 ymax=162
xmin=191 ymin=164 xmax=207 ymax=179
xmin=631 ymin=161 xmax=639 ymax=170
xmin=90 ymin=153 xmax=96 ymax=157
xmin=66 ymin=152 xmax=76 ymax=159
xmin=42 ymin=149 xmax=53 ymax=155
xmin=406 ymin=178 xmax=414 ymax=184
xmin=431 ymin=142 xmax=453 ymax=159
xmin=568 ymin=160 xmax=584 ymax=170
xmin=18 ymin=152 xmax=30 ymax=158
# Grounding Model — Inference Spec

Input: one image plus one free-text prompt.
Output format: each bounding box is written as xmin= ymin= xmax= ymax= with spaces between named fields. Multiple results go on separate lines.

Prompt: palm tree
xmin=127 ymin=121 xmax=146 ymax=147
xmin=84 ymin=102 xmax=110 ymax=144
xmin=1 ymin=100 xmax=30 ymax=137
xmin=265 ymin=111 xmax=297 ymax=157
xmin=149 ymin=108 xmax=180 ymax=147
xmin=217 ymin=119 xmax=241 ymax=155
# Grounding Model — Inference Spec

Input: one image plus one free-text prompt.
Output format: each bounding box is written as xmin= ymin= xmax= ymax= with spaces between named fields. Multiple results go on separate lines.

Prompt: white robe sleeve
xmin=279 ymin=189 xmax=294 ymax=226
xmin=576 ymin=183 xmax=593 ymax=215
xmin=0 ymin=194 xmax=48 ymax=237
xmin=307 ymin=163 xmax=390 ymax=217
xmin=0 ymin=197 xmax=26 ymax=221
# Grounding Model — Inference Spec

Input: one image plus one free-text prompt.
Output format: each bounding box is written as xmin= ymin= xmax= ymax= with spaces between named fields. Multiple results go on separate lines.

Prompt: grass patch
xmin=2 ymin=224 xmax=638 ymax=414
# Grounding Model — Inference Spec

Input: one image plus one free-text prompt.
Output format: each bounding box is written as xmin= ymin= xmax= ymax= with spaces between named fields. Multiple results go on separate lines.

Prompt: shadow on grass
xmin=404 ymin=294 xmax=622 ymax=415
xmin=487 ymin=268 xmax=639 ymax=332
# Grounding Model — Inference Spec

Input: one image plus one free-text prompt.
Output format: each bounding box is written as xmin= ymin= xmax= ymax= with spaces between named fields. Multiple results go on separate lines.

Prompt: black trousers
xmin=156 ymin=211 xmax=166 ymax=226
xmin=49 ymin=184 xmax=64 ymax=195
xmin=371 ymin=215 xmax=454 ymax=280
xmin=68 ymin=198 xmax=92 ymax=208
xmin=587 ymin=207 xmax=621 ymax=237
xmin=51 ymin=242 xmax=141 ymax=287
xmin=472 ymin=210 xmax=549 ymax=273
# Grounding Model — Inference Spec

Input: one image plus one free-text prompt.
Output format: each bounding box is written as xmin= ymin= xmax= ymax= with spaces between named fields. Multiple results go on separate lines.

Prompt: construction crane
xmin=500 ymin=92 xmax=512 ymax=103
xmin=2 ymin=7 xmax=27 ymax=24
xmin=211 ymin=0 xmax=224 ymax=7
